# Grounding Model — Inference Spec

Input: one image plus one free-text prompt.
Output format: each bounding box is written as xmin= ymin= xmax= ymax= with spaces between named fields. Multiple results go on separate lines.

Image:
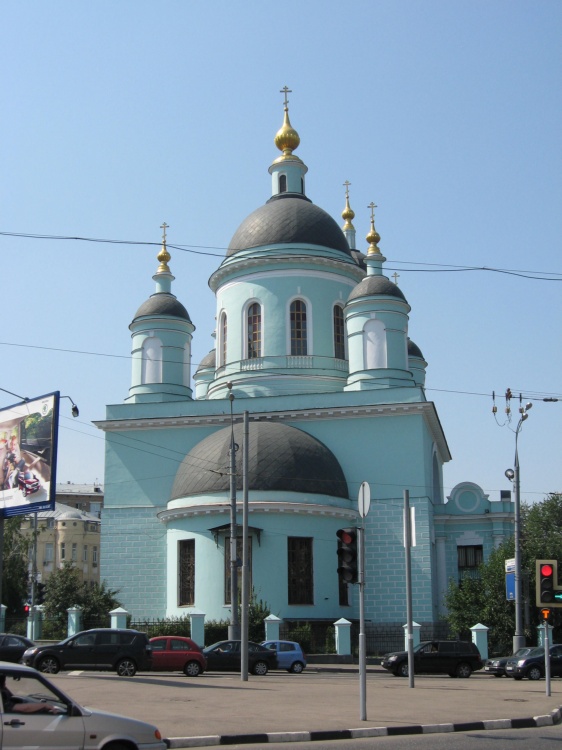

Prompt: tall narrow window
xmin=364 ymin=319 xmax=386 ymax=369
xmin=290 ymin=300 xmax=307 ymax=355
xmin=60 ymin=543 xmax=66 ymax=561
xmin=224 ymin=537 xmax=252 ymax=604
xmin=333 ymin=305 xmax=345 ymax=359
xmin=221 ymin=312 xmax=228 ymax=366
xmin=141 ymin=336 xmax=163 ymax=383
xmin=247 ymin=303 xmax=261 ymax=359
xmin=93 ymin=546 xmax=98 ymax=564
xmin=71 ymin=543 xmax=77 ymax=562
xmin=288 ymin=537 xmax=313 ymax=605
xmin=279 ymin=174 xmax=287 ymax=193
xmin=44 ymin=543 xmax=54 ymax=563
xmin=83 ymin=545 xmax=88 ymax=563
xmin=179 ymin=539 xmax=195 ymax=606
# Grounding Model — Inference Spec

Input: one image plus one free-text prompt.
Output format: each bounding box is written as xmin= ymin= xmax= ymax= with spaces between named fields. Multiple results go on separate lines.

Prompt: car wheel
xmin=398 ymin=662 xmax=409 ymax=677
xmin=37 ymin=655 xmax=60 ymax=674
xmin=252 ymin=660 xmax=268 ymax=676
xmin=116 ymin=658 xmax=137 ymax=676
xmin=184 ymin=660 xmax=201 ymax=677
xmin=290 ymin=661 xmax=304 ymax=674
xmin=527 ymin=665 xmax=542 ymax=681
xmin=456 ymin=663 xmax=472 ymax=678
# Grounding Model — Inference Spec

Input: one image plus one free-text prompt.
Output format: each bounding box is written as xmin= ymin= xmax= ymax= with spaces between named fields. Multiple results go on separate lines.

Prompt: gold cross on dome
xmin=368 ymin=202 xmax=378 ymax=221
xmin=280 ymin=86 xmax=292 ymax=108
xmin=343 ymin=180 xmax=351 ymax=199
xmin=160 ymin=222 xmax=169 ymax=244
xmin=392 ymin=272 xmax=400 ymax=285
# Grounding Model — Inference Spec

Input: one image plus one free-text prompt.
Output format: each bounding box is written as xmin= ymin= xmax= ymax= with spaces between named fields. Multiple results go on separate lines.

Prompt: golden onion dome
xmin=366 ymin=204 xmax=381 ymax=255
xmin=342 ymin=193 xmax=355 ymax=230
xmin=157 ymin=222 xmax=171 ymax=272
xmin=274 ymin=108 xmax=301 ymax=157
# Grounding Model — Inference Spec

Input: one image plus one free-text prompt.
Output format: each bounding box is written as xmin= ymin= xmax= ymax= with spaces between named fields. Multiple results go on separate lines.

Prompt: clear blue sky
xmin=1 ymin=1 xmax=560 ymax=505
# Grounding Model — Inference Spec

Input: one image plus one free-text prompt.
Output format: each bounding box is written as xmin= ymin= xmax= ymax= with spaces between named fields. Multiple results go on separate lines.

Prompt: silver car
xmin=0 ymin=661 xmax=166 ymax=749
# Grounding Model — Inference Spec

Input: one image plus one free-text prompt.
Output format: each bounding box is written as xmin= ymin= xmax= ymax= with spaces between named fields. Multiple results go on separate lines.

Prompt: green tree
xmin=444 ymin=493 xmax=562 ymax=653
xmin=1 ymin=517 xmax=31 ymax=616
xmin=42 ymin=563 xmax=121 ymax=638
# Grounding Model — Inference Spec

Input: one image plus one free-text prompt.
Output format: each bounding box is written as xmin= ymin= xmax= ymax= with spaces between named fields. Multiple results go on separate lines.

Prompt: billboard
xmin=0 ymin=391 xmax=59 ymax=518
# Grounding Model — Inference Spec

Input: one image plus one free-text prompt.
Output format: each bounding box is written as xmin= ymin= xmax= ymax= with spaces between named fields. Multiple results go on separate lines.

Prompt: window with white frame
xmin=290 ymin=300 xmax=307 ymax=355
xmin=247 ymin=303 xmax=261 ymax=359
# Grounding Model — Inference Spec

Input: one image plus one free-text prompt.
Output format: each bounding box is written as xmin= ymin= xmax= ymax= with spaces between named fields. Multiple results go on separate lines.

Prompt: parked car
xmin=484 ymin=647 xmax=534 ymax=677
xmin=20 ymin=628 xmax=152 ymax=676
xmin=0 ymin=661 xmax=166 ymax=748
xmin=261 ymin=639 xmax=307 ymax=673
xmin=505 ymin=643 xmax=562 ymax=680
xmin=150 ymin=636 xmax=207 ymax=676
xmin=203 ymin=640 xmax=278 ymax=675
xmin=0 ymin=634 xmax=35 ymax=663
xmin=381 ymin=640 xmax=483 ymax=678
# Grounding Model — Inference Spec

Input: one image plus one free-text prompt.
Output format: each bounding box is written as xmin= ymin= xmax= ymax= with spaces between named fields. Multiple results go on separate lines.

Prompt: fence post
xmin=334 ymin=618 xmax=352 ymax=656
xmin=470 ymin=623 xmax=489 ymax=660
xmin=403 ymin=621 xmax=421 ymax=651
xmin=109 ymin=607 xmax=129 ymax=629
xmin=189 ymin=610 xmax=206 ymax=648
xmin=264 ymin=614 xmax=281 ymax=641
xmin=67 ymin=606 xmax=83 ymax=636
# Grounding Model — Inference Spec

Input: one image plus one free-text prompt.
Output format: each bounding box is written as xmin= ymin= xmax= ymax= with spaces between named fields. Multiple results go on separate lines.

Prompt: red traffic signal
xmin=337 ymin=527 xmax=359 ymax=584
xmin=536 ymin=560 xmax=562 ymax=607
xmin=23 ymin=603 xmax=31 ymax=615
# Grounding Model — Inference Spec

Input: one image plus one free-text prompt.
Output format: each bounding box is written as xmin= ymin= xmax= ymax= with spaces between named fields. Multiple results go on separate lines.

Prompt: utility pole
xmin=227 ymin=384 xmax=240 ymax=640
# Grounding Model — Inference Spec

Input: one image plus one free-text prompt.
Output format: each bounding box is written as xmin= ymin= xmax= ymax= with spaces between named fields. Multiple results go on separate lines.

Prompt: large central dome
xmin=227 ymin=194 xmax=352 ymax=257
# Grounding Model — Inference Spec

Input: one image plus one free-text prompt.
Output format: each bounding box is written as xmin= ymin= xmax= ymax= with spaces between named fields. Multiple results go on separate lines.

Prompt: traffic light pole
xmin=404 ymin=490 xmax=414 ymax=688
xmin=359 ymin=526 xmax=366 ymax=721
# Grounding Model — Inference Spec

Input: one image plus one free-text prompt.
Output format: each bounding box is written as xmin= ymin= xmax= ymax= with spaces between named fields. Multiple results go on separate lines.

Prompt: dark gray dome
xmin=347 ymin=275 xmax=407 ymax=303
xmin=407 ymin=338 xmax=425 ymax=360
xmin=171 ymin=421 xmax=348 ymax=499
xmin=196 ymin=349 xmax=216 ymax=372
xmin=133 ymin=293 xmax=191 ymax=322
xmin=227 ymin=194 xmax=351 ymax=256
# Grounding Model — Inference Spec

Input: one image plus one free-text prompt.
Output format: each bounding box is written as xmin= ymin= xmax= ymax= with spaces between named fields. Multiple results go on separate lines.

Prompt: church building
xmin=95 ymin=93 xmax=514 ymax=631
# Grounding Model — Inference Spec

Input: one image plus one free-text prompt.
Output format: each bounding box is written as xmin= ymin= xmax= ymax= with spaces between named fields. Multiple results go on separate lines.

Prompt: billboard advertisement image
xmin=0 ymin=392 xmax=59 ymax=518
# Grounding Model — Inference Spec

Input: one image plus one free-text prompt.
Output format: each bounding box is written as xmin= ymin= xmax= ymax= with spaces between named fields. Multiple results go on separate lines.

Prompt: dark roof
xmin=132 ymin=293 xmax=191 ymax=322
xmin=347 ymin=275 xmax=408 ymax=303
xmin=171 ymin=421 xmax=349 ymax=499
xmin=227 ymin=194 xmax=351 ymax=256
xmin=407 ymin=338 xmax=425 ymax=359
xmin=196 ymin=349 xmax=216 ymax=372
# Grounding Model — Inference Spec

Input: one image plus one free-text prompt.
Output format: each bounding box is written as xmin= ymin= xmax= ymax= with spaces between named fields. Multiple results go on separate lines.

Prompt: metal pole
xmin=404 ymin=490 xmax=414 ymax=688
xmin=0 ymin=517 xmax=4 ymax=614
xmin=544 ymin=619 xmax=551 ymax=697
xmin=359 ymin=526 xmax=366 ymax=721
xmin=513 ymin=428 xmax=525 ymax=652
xmin=241 ymin=411 xmax=249 ymax=681
xmin=228 ymin=393 xmax=240 ymax=640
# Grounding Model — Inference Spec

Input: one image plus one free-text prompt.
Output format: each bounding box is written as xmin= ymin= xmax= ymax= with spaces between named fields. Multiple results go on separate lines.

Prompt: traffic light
xmin=536 ymin=560 xmax=562 ymax=607
xmin=36 ymin=583 xmax=46 ymax=605
xmin=337 ymin=527 xmax=359 ymax=584
xmin=23 ymin=603 xmax=31 ymax=616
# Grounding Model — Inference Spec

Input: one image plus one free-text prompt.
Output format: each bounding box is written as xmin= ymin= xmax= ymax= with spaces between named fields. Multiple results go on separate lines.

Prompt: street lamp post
xmin=505 ymin=401 xmax=532 ymax=653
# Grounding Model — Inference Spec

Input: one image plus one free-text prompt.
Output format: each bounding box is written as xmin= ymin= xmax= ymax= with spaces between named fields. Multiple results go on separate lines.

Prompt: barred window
xmin=288 ymin=537 xmax=313 ymax=605
xmin=458 ymin=545 xmax=483 ymax=583
xmin=247 ymin=303 xmax=262 ymax=359
xmin=333 ymin=305 xmax=345 ymax=360
xmin=290 ymin=300 xmax=307 ymax=356
xmin=179 ymin=539 xmax=195 ymax=606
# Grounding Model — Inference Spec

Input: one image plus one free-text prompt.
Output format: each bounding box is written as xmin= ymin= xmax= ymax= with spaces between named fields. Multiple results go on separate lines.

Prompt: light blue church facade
xmin=96 ymin=99 xmax=514 ymax=630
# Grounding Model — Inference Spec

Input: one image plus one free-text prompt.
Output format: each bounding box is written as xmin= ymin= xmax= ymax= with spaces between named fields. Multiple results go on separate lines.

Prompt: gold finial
xmin=274 ymin=86 xmax=300 ymax=158
xmin=366 ymin=202 xmax=381 ymax=255
xmin=342 ymin=180 xmax=355 ymax=229
xmin=157 ymin=221 xmax=171 ymax=272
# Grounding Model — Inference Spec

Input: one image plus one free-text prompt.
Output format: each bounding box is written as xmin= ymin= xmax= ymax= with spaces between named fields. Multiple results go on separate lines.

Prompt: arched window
xmin=290 ymin=300 xmax=307 ymax=355
xmin=247 ymin=303 xmax=261 ymax=359
xmin=363 ymin=319 xmax=386 ymax=369
xmin=220 ymin=312 xmax=227 ymax=366
xmin=141 ymin=336 xmax=162 ymax=384
xmin=333 ymin=305 xmax=345 ymax=360
xmin=279 ymin=174 xmax=287 ymax=193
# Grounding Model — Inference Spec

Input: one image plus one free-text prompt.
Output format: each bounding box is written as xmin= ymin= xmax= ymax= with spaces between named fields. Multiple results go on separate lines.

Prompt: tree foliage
xmin=1 ymin=517 xmax=31 ymax=615
xmin=42 ymin=563 xmax=121 ymax=637
xmin=445 ymin=493 xmax=562 ymax=653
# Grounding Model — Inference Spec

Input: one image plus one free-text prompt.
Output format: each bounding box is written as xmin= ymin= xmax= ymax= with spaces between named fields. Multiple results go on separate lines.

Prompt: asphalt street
xmin=48 ymin=665 xmax=562 ymax=748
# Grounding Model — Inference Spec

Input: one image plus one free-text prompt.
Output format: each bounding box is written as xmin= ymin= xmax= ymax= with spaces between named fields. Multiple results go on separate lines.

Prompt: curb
xmin=165 ymin=706 xmax=562 ymax=748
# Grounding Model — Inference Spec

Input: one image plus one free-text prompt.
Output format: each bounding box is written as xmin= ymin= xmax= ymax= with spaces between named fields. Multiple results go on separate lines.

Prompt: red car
xmin=17 ymin=470 xmax=41 ymax=497
xmin=149 ymin=636 xmax=207 ymax=676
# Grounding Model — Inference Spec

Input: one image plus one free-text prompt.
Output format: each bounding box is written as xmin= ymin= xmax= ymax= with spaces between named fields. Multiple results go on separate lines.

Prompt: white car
xmin=0 ymin=661 xmax=166 ymax=750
